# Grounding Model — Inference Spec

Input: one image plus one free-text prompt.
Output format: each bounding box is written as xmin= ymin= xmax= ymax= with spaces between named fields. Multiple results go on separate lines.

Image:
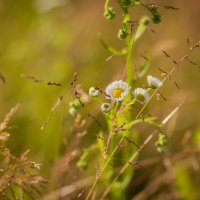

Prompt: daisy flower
xmin=133 ymin=88 xmax=150 ymax=104
xmin=147 ymin=75 xmax=163 ymax=89
xmin=105 ymin=80 xmax=130 ymax=102
xmin=89 ymin=87 xmax=100 ymax=98
xmin=101 ymin=103 xmax=112 ymax=113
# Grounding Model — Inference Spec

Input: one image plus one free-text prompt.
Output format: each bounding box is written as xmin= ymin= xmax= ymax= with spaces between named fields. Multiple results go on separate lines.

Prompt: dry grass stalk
xmin=0 ymin=104 xmax=20 ymax=132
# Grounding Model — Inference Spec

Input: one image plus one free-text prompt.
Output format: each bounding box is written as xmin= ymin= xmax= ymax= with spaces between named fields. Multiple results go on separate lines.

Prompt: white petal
xmin=133 ymin=88 xmax=150 ymax=104
xmin=105 ymin=80 xmax=130 ymax=102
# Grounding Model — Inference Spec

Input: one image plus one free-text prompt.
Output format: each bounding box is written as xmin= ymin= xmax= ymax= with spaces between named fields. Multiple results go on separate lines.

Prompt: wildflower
xmin=133 ymin=88 xmax=150 ymax=104
xmin=105 ymin=80 xmax=130 ymax=102
xmin=101 ymin=103 xmax=112 ymax=113
xmin=89 ymin=87 xmax=100 ymax=98
xmin=147 ymin=75 xmax=163 ymax=89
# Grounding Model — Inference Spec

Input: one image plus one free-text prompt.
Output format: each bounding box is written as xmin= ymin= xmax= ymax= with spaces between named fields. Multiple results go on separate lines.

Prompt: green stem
xmin=85 ymin=132 xmax=127 ymax=200
xmin=126 ymin=29 xmax=136 ymax=85
xmin=104 ymin=0 xmax=110 ymax=8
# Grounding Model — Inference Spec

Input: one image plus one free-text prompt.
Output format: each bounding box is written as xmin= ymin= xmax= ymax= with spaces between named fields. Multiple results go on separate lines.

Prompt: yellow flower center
xmin=136 ymin=93 xmax=145 ymax=102
xmin=112 ymin=88 xmax=124 ymax=98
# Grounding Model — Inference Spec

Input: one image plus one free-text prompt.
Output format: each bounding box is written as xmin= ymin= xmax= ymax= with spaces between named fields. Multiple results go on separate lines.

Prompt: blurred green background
xmin=0 ymin=0 xmax=200 ymax=199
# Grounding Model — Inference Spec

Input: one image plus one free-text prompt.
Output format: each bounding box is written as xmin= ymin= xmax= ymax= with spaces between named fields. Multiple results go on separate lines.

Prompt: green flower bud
xmin=118 ymin=28 xmax=128 ymax=40
xmin=151 ymin=12 xmax=161 ymax=24
xmin=144 ymin=4 xmax=161 ymax=24
xmin=120 ymin=0 xmax=131 ymax=6
xmin=101 ymin=103 xmax=112 ymax=113
xmin=104 ymin=6 xmax=116 ymax=20
xmin=69 ymin=99 xmax=81 ymax=116
xmin=89 ymin=87 xmax=100 ymax=98
xmin=155 ymin=133 xmax=167 ymax=153
xmin=148 ymin=7 xmax=161 ymax=24
xmin=69 ymin=107 xmax=77 ymax=116
xmin=69 ymin=99 xmax=81 ymax=109
xmin=77 ymin=150 xmax=89 ymax=170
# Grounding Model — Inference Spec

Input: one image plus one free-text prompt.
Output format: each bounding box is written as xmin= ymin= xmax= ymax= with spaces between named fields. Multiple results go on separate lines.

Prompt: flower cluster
xmin=89 ymin=75 xmax=163 ymax=113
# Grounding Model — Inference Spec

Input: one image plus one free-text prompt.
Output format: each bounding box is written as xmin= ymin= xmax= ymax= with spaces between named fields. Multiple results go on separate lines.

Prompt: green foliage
xmin=110 ymin=181 xmax=126 ymax=200
xmin=155 ymin=133 xmax=167 ymax=153
xmin=174 ymin=165 xmax=197 ymax=200
xmin=193 ymin=129 xmax=200 ymax=147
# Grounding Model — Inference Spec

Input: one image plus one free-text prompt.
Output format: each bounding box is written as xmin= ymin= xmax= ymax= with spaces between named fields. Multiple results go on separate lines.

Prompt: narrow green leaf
xmin=134 ymin=16 xmax=150 ymax=42
xmin=98 ymin=35 xmax=127 ymax=56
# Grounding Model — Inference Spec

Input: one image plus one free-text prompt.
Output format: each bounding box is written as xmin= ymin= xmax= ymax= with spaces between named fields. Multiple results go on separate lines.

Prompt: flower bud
xmin=69 ymin=100 xmax=81 ymax=116
xmin=147 ymin=75 xmax=163 ymax=89
xmin=101 ymin=103 xmax=112 ymax=113
xmin=133 ymin=88 xmax=150 ymax=105
xmin=69 ymin=107 xmax=77 ymax=116
xmin=120 ymin=0 xmax=131 ymax=6
xmin=104 ymin=6 xmax=116 ymax=20
xmin=77 ymin=150 xmax=89 ymax=170
xmin=118 ymin=28 xmax=128 ymax=40
xmin=89 ymin=87 xmax=100 ymax=98
xmin=151 ymin=13 xmax=161 ymax=24
xmin=69 ymin=99 xmax=81 ymax=109
xmin=155 ymin=133 xmax=167 ymax=153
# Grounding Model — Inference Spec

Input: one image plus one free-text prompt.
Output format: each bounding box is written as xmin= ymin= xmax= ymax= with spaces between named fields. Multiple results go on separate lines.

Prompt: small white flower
xmin=147 ymin=75 xmax=163 ymax=89
xmin=105 ymin=80 xmax=130 ymax=102
xmin=101 ymin=103 xmax=112 ymax=113
xmin=89 ymin=87 xmax=100 ymax=98
xmin=133 ymin=88 xmax=150 ymax=104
